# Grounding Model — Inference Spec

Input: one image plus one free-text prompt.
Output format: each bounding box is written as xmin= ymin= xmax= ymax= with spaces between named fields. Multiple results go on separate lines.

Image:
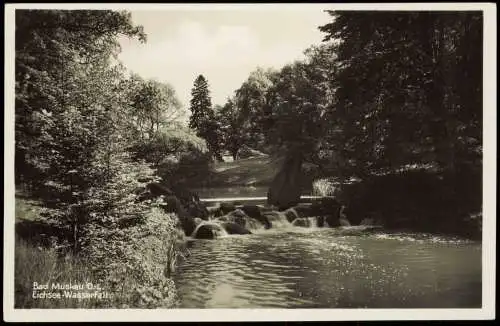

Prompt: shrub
xmin=87 ymin=206 xmax=185 ymax=308
xmin=15 ymin=205 xmax=186 ymax=309
xmin=312 ymin=178 xmax=337 ymax=197
xmin=339 ymin=168 xmax=482 ymax=238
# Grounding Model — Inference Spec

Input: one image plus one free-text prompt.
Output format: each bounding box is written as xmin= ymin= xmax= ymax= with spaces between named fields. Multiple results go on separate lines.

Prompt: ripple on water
xmin=174 ymin=230 xmax=482 ymax=308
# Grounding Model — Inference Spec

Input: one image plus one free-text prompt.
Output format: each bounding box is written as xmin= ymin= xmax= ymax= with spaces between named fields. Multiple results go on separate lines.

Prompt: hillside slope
xmin=207 ymin=155 xmax=284 ymax=187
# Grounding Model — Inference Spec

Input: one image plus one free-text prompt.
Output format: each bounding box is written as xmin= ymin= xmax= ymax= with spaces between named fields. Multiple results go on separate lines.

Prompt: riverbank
xmin=15 ymin=196 xmax=184 ymax=308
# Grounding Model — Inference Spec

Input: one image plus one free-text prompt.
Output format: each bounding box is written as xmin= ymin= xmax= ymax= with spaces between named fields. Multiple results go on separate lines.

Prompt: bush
xmin=15 ymin=205 xmax=186 ymax=308
xmin=161 ymin=148 xmax=213 ymax=186
xmin=339 ymin=167 xmax=482 ymax=238
xmin=82 ymin=205 xmax=186 ymax=308
xmin=312 ymin=178 xmax=337 ymax=197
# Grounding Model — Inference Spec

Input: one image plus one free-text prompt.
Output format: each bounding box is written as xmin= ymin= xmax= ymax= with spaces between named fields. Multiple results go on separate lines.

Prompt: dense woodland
xmin=14 ymin=10 xmax=483 ymax=308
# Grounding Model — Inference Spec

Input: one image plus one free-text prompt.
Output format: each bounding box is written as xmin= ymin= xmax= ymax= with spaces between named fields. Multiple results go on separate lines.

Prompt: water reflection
xmin=174 ymin=229 xmax=481 ymax=308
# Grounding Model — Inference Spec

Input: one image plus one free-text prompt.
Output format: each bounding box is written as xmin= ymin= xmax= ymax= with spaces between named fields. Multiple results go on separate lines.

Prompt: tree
xmin=234 ymin=67 xmax=278 ymax=150
xmin=126 ymin=74 xmax=184 ymax=141
xmin=217 ymin=98 xmax=247 ymax=160
xmin=263 ymin=46 xmax=333 ymax=161
xmin=188 ymin=75 xmax=222 ymax=161
xmin=15 ymin=9 xmax=146 ymax=188
xmin=318 ymin=11 xmax=483 ymax=178
xmin=14 ymin=9 xmax=159 ymax=258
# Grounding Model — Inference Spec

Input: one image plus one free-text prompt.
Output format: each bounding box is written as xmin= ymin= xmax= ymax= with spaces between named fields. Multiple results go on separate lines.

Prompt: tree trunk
xmin=231 ymin=148 xmax=239 ymax=161
xmin=267 ymin=148 xmax=303 ymax=210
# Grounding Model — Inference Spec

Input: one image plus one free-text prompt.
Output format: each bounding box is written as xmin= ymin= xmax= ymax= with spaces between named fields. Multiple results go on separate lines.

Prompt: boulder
xmin=291 ymin=217 xmax=312 ymax=228
xmin=292 ymin=205 xmax=313 ymax=218
xmin=222 ymin=222 xmax=252 ymax=235
xmin=160 ymin=183 xmax=209 ymax=220
xmin=310 ymin=197 xmax=343 ymax=227
xmin=316 ymin=215 xmax=325 ymax=227
xmin=193 ymin=224 xmax=216 ymax=239
xmin=222 ymin=209 xmax=248 ymax=227
xmin=283 ymin=207 xmax=301 ymax=223
xmin=223 ymin=209 xmax=268 ymax=230
xmin=192 ymin=223 xmax=226 ymax=239
xmin=227 ymin=208 xmax=248 ymax=219
xmin=240 ymin=205 xmax=271 ymax=229
xmin=311 ymin=197 xmax=342 ymax=216
xmin=140 ymin=182 xmax=210 ymax=234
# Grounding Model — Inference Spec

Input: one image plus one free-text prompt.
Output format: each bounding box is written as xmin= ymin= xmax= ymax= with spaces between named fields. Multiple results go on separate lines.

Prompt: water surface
xmin=174 ymin=228 xmax=481 ymax=308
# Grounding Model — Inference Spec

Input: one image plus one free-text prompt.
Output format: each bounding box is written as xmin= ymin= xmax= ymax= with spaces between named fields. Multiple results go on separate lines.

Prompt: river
xmin=173 ymin=227 xmax=481 ymax=308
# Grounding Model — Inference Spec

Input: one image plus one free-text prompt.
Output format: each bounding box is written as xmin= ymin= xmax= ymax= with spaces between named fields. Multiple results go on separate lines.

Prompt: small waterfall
xmin=244 ymin=217 xmax=265 ymax=231
xmin=308 ymin=216 xmax=318 ymax=228
xmin=191 ymin=221 xmax=228 ymax=239
xmin=290 ymin=217 xmax=319 ymax=228
xmin=263 ymin=211 xmax=292 ymax=229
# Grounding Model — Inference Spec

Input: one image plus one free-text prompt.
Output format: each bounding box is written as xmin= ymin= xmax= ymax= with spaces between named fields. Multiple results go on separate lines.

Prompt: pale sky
xmin=117 ymin=6 xmax=333 ymax=111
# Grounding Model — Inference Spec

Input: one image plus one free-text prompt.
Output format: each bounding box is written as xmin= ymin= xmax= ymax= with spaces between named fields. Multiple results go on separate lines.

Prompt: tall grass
xmin=15 ymin=198 xmax=185 ymax=309
xmin=312 ymin=178 xmax=337 ymax=197
xmin=15 ymin=237 xmax=102 ymax=308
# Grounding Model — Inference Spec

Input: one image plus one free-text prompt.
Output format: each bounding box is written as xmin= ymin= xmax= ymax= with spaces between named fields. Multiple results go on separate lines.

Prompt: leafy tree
xmin=14 ymin=9 xmax=170 ymax=263
xmin=188 ymin=74 xmax=222 ymax=161
xmin=263 ymin=46 xmax=334 ymax=162
xmin=126 ymin=74 xmax=184 ymax=141
xmin=15 ymin=9 xmax=146 ymax=188
xmin=318 ymin=11 xmax=482 ymax=178
xmin=234 ymin=67 xmax=278 ymax=150
xmin=216 ymin=98 xmax=247 ymax=160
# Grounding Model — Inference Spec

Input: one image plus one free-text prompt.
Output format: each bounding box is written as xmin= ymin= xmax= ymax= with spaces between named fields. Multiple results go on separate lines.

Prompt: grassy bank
xmin=14 ymin=197 xmax=185 ymax=309
xmin=15 ymin=237 xmax=103 ymax=308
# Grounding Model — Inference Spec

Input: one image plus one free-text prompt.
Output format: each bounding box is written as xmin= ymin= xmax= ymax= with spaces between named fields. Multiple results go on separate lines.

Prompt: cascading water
xmin=241 ymin=216 xmax=265 ymax=232
xmin=195 ymin=203 xmax=366 ymax=239
xmin=308 ymin=216 xmax=318 ymax=228
xmin=262 ymin=211 xmax=293 ymax=229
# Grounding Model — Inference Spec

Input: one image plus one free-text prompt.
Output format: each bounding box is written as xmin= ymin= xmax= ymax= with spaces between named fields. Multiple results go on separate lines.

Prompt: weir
xmin=199 ymin=195 xmax=333 ymax=203
xmin=190 ymin=193 xmax=362 ymax=239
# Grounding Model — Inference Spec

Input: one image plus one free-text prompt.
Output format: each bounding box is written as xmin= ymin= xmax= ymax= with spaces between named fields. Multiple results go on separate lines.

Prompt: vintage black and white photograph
xmin=4 ymin=2 xmax=496 ymax=322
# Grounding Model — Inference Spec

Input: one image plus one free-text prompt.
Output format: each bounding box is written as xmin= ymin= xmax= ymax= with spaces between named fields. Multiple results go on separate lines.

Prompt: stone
xmin=291 ymin=217 xmax=311 ymax=228
xmin=283 ymin=207 xmax=301 ymax=223
xmin=240 ymin=205 xmax=271 ymax=229
xmin=222 ymin=222 xmax=252 ymax=235
xmin=192 ymin=223 xmax=227 ymax=239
